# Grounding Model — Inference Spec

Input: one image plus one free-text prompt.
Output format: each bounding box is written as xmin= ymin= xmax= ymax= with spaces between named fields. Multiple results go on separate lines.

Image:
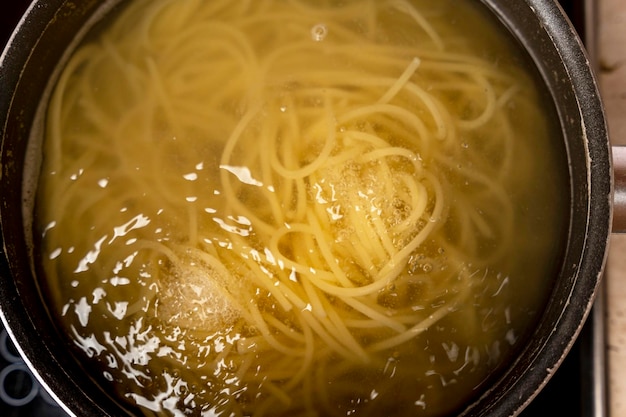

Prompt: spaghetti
xmin=35 ymin=0 xmax=568 ymax=415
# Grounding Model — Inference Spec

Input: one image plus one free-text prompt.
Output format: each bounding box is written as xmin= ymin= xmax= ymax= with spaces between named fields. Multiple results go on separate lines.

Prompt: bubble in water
xmin=311 ymin=23 xmax=327 ymax=41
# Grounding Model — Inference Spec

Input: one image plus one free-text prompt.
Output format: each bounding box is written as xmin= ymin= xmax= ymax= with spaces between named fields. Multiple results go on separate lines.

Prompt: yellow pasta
xmin=35 ymin=0 xmax=569 ymax=416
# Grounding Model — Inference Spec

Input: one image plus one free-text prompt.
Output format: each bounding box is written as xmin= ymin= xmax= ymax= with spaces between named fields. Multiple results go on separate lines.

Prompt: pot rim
xmin=0 ymin=1 xmax=613 ymax=416
xmin=462 ymin=0 xmax=612 ymax=415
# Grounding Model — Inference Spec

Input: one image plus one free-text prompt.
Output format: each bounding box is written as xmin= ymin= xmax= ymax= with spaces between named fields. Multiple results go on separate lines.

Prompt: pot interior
xmin=0 ymin=0 xmax=611 ymax=416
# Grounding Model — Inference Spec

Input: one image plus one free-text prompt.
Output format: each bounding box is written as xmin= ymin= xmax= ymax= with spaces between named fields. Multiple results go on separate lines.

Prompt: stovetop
xmin=0 ymin=1 xmax=606 ymax=416
xmin=0 ymin=329 xmax=68 ymax=417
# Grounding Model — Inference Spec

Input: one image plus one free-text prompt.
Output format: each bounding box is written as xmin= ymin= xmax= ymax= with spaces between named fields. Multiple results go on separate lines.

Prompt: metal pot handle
xmin=612 ymin=146 xmax=626 ymax=232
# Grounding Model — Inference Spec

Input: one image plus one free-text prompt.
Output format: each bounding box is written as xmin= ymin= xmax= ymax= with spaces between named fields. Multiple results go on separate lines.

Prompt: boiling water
xmin=31 ymin=0 xmax=570 ymax=415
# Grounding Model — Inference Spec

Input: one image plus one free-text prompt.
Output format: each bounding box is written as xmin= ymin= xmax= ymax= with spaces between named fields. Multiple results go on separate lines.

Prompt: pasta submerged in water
xmin=35 ymin=0 xmax=569 ymax=415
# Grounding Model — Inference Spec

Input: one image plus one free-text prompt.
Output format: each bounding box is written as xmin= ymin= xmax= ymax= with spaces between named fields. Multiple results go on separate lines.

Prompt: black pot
xmin=0 ymin=0 xmax=612 ymax=416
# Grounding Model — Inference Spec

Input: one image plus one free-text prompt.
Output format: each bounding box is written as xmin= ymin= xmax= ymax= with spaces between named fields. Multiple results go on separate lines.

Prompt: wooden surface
xmin=599 ymin=0 xmax=626 ymax=415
